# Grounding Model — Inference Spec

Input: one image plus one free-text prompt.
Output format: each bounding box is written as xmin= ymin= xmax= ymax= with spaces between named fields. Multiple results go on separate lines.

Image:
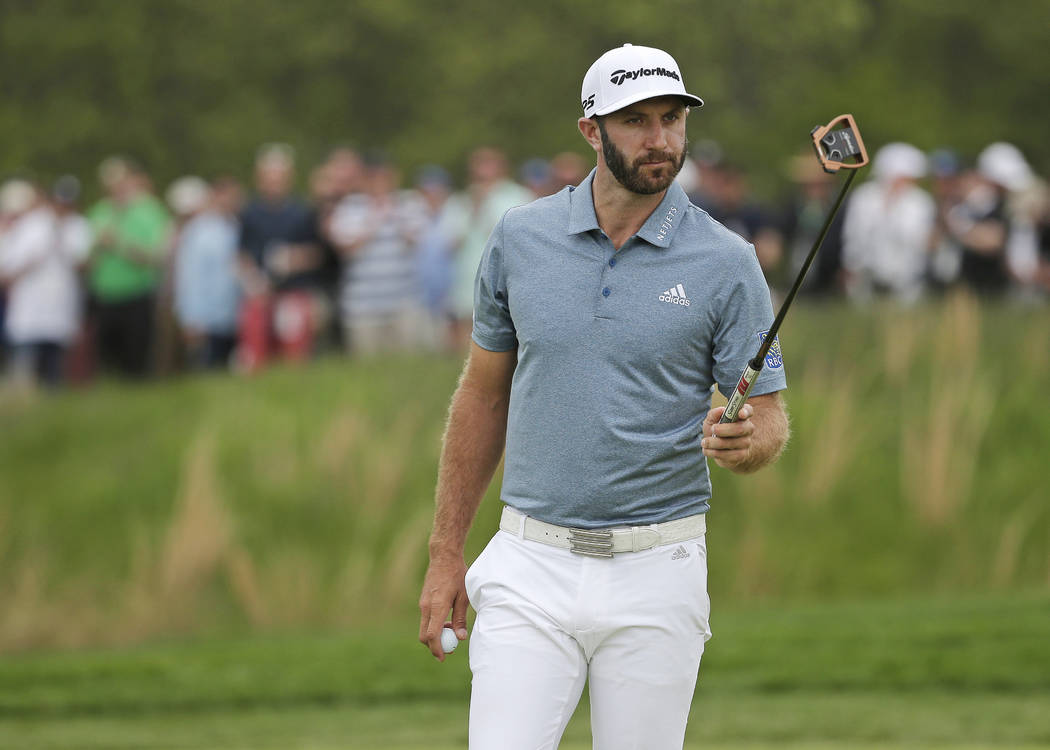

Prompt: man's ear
xmin=578 ymin=117 xmax=602 ymax=154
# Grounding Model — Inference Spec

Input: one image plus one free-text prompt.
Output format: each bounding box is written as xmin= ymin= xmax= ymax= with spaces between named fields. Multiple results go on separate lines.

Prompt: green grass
xmin=2 ymin=300 xmax=1049 ymax=748
xmin=1 ymin=300 xmax=1049 ymax=651
xmin=5 ymin=698 xmax=1049 ymax=750
xmin=0 ymin=593 xmax=1047 ymax=749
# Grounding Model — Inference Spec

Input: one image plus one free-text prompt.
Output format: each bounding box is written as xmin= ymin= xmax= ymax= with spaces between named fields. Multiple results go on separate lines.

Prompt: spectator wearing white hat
xmin=984 ymin=143 xmax=1044 ymax=298
xmin=173 ymin=177 xmax=243 ymax=369
xmin=159 ymin=176 xmax=212 ymax=373
xmin=1031 ymin=182 xmax=1050 ymax=298
xmin=841 ymin=142 xmax=936 ymax=304
xmin=0 ymin=178 xmax=92 ymax=388
xmin=945 ymin=142 xmax=1035 ymax=296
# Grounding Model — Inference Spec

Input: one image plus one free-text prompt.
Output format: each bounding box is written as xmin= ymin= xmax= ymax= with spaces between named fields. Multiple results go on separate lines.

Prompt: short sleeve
xmin=1 ymin=214 xmax=51 ymax=271
xmin=470 ymin=214 xmax=517 ymax=352
xmin=712 ymin=248 xmax=787 ymax=399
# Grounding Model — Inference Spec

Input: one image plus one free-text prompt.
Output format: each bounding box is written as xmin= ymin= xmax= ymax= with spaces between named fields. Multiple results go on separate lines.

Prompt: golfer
xmin=419 ymin=44 xmax=790 ymax=749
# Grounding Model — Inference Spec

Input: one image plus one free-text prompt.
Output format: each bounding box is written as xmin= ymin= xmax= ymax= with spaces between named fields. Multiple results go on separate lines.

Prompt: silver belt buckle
xmin=568 ymin=528 xmax=614 ymax=558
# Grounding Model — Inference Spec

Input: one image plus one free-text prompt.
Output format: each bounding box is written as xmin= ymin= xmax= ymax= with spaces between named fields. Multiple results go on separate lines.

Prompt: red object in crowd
xmin=237 ymin=292 xmax=316 ymax=372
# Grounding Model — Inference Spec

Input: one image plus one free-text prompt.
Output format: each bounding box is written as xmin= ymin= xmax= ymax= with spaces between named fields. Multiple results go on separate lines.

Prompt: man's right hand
xmin=418 ymin=554 xmax=470 ymax=662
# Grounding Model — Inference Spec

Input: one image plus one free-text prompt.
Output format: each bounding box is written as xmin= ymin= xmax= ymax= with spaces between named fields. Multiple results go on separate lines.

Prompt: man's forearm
xmin=428 ymin=380 xmax=510 ymax=559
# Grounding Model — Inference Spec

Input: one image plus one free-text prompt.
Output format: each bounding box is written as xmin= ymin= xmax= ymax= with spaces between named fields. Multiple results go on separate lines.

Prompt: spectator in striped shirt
xmin=328 ymin=152 xmax=428 ymax=355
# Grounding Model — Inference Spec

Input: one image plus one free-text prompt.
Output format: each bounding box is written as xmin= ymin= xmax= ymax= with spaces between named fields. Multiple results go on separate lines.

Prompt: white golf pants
xmin=465 ymin=525 xmax=712 ymax=749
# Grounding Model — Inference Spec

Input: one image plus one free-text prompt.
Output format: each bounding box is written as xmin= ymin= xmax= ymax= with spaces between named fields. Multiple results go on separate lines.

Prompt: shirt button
xmin=609 ymin=257 xmax=616 ymax=267
xmin=602 ymin=287 xmax=611 ymax=297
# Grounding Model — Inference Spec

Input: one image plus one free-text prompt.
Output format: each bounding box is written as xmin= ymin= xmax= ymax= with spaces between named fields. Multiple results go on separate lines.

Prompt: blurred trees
xmin=0 ymin=0 xmax=1047 ymax=193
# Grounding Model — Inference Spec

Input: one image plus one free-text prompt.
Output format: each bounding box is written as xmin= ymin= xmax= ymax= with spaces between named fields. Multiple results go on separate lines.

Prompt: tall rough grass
xmin=899 ymin=294 xmax=993 ymax=525
xmin=0 ymin=303 xmax=1047 ymax=651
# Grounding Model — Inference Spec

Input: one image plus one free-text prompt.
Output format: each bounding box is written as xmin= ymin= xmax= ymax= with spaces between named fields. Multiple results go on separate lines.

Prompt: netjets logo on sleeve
xmin=609 ymin=67 xmax=681 ymax=86
xmin=659 ymin=284 xmax=690 ymax=306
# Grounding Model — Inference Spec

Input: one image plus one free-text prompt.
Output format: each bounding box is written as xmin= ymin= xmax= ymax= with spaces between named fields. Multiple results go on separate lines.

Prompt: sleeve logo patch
xmin=758 ymin=330 xmax=783 ymax=369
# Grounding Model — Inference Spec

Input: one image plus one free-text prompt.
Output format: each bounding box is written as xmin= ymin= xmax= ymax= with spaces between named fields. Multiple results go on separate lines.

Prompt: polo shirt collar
xmin=567 ymin=169 xmax=601 ymax=235
xmin=636 ymin=179 xmax=690 ymax=248
xmin=567 ymin=168 xmax=690 ymax=249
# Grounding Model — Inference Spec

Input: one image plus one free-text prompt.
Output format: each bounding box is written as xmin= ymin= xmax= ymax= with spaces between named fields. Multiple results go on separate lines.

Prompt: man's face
xmin=366 ymin=164 xmax=399 ymax=196
xmin=327 ymin=149 xmax=364 ymax=196
xmin=213 ymin=181 xmax=243 ymax=215
xmin=256 ymin=162 xmax=293 ymax=200
xmin=596 ymin=97 xmax=688 ymax=195
xmin=469 ymin=147 xmax=507 ymax=184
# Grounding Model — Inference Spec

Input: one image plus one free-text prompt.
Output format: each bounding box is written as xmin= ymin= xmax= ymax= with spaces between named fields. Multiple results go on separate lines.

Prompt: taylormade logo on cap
xmin=609 ymin=67 xmax=681 ymax=86
xmin=582 ymin=43 xmax=703 ymax=117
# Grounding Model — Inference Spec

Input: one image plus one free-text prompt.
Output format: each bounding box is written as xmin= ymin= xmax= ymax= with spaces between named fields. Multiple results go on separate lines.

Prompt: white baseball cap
xmin=872 ymin=143 xmax=928 ymax=182
xmin=165 ymin=175 xmax=210 ymax=216
xmin=581 ymin=44 xmax=703 ymax=117
xmin=977 ymin=142 xmax=1032 ymax=192
xmin=0 ymin=179 xmax=36 ymax=216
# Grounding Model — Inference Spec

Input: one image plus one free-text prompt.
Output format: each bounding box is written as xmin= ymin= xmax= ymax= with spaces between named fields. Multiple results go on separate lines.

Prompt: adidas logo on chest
xmin=659 ymin=283 xmax=691 ymax=307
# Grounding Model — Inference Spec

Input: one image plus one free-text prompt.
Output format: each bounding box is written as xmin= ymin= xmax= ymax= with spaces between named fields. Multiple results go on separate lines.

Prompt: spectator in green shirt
xmin=87 ymin=157 xmax=172 ymax=378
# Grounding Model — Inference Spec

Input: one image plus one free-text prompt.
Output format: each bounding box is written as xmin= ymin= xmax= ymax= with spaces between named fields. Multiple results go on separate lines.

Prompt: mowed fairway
xmin=2 ymin=593 xmax=1047 ymax=749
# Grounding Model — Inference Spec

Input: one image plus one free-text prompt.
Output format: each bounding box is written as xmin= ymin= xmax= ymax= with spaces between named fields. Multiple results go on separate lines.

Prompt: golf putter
xmin=719 ymin=114 xmax=869 ymax=424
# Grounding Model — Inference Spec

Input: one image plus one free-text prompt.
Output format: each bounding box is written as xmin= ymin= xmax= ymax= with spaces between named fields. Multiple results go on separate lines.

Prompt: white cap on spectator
xmin=581 ymin=44 xmax=703 ymax=117
xmin=977 ymin=142 xmax=1032 ymax=191
xmin=872 ymin=143 xmax=927 ymax=182
xmin=0 ymin=179 xmax=36 ymax=216
xmin=166 ymin=176 xmax=210 ymax=216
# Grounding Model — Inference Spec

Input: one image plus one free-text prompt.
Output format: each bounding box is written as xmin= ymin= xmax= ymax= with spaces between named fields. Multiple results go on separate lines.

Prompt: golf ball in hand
xmin=441 ymin=627 xmax=459 ymax=654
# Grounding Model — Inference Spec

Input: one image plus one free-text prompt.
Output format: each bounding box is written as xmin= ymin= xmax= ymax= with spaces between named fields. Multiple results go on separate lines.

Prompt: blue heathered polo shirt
xmin=472 ymin=170 xmax=787 ymax=528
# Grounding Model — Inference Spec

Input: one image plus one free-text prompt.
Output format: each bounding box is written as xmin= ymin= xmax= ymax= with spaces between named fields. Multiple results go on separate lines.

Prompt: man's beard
xmin=598 ymin=120 xmax=687 ymax=195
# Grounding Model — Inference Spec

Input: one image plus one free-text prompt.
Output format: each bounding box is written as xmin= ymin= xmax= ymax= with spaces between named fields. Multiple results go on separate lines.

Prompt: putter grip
xmin=720 ymin=361 xmax=763 ymax=423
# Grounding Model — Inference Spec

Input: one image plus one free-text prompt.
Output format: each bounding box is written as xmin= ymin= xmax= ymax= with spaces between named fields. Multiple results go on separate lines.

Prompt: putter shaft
xmin=719 ymin=168 xmax=858 ymax=424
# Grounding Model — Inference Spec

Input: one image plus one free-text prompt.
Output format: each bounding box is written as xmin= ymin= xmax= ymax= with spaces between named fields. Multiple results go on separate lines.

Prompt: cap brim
xmin=593 ymin=90 xmax=704 ymax=116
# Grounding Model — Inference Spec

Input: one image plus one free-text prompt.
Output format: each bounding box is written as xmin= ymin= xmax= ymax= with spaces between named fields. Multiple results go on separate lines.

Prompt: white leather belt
xmin=499 ymin=505 xmax=706 ymax=558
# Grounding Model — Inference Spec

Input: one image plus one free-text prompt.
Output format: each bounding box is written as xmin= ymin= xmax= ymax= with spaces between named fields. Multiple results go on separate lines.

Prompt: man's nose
xmin=643 ymin=121 xmax=669 ymax=150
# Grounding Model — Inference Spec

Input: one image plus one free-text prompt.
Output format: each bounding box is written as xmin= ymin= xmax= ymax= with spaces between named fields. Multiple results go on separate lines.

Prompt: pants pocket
xmin=464 ymin=534 xmax=498 ymax=609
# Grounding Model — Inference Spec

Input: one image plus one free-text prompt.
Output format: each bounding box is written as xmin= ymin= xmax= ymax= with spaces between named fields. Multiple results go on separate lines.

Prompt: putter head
xmin=811 ymin=114 xmax=869 ymax=174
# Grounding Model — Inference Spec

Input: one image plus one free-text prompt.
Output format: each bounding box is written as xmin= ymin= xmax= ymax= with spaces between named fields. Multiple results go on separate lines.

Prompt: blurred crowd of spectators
xmin=683 ymin=140 xmax=1050 ymax=306
xmin=1 ymin=139 xmax=1047 ymax=390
